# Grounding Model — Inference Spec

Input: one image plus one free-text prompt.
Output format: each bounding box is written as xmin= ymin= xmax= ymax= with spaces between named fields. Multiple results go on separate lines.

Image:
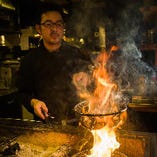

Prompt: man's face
xmin=38 ymin=11 xmax=64 ymax=45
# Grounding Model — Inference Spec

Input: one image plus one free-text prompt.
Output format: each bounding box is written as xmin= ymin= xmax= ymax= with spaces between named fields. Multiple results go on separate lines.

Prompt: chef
xmin=17 ymin=4 xmax=127 ymax=130
xmin=17 ymin=4 xmax=91 ymax=122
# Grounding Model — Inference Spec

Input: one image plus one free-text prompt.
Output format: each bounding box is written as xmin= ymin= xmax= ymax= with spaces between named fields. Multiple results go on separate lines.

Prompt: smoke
xmin=75 ymin=1 xmax=157 ymax=95
xmin=72 ymin=1 xmax=157 ymax=116
xmin=108 ymin=4 xmax=157 ymax=96
xmin=108 ymin=39 xmax=157 ymax=96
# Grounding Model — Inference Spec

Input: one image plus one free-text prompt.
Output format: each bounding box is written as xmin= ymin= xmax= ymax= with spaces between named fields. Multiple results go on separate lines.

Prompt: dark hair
xmin=35 ymin=2 xmax=65 ymax=25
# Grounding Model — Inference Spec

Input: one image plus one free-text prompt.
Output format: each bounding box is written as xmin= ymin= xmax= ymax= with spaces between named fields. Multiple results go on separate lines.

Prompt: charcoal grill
xmin=0 ymin=118 xmax=94 ymax=157
xmin=0 ymin=118 xmax=157 ymax=157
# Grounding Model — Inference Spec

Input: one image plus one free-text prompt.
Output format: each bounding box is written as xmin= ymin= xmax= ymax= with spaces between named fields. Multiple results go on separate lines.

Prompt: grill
xmin=0 ymin=118 xmax=157 ymax=157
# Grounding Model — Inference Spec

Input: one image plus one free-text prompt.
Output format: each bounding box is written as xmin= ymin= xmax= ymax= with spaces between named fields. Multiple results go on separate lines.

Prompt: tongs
xmin=42 ymin=109 xmax=78 ymax=126
xmin=44 ymin=114 xmax=78 ymax=126
xmin=43 ymin=112 xmax=55 ymax=126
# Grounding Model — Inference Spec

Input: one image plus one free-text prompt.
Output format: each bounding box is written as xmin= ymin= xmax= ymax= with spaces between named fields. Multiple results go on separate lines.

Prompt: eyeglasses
xmin=40 ymin=20 xmax=64 ymax=29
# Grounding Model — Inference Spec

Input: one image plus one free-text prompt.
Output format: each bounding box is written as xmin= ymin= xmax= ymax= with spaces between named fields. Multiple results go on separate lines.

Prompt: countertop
xmin=128 ymin=95 xmax=157 ymax=112
xmin=128 ymin=103 xmax=157 ymax=112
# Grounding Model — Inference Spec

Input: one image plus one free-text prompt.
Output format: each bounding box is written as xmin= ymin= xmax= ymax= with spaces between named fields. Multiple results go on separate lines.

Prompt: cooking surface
xmin=0 ymin=118 xmax=157 ymax=157
xmin=0 ymin=118 xmax=93 ymax=156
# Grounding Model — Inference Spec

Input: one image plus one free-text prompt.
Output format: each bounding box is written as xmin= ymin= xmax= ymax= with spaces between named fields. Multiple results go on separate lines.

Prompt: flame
xmin=88 ymin=126 xmax=120 ymax=157
xmin=87 ymin=50 xmax=118 ymax=114
xmin=73 ymin=47 xmax=126 ymax=156
xmin=88 ymin=49 xmax=120 ymax=156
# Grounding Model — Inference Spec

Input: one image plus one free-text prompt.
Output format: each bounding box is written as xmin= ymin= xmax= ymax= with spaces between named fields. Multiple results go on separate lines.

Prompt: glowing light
xmin=79 ymin=38 xmax=85 ymax=44
xmin=0 ymin=35 xmax=5 ymax=46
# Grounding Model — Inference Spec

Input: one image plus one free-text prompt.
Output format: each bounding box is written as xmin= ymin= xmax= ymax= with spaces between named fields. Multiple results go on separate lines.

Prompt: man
xmin=17 ymin=5 xmax=91 ymax=122
xmin=17 ymin=4 xmax=127 ymax=129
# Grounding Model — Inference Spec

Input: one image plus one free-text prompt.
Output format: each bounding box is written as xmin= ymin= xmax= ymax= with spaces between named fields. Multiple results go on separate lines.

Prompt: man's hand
xmin=31 ymin=98 xmax=48 ymax=120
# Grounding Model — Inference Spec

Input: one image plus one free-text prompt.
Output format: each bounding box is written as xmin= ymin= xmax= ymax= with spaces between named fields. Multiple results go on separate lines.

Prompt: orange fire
xmin=73 ymin=47 xmax=127 ymax=156
xmin=87 ymin=49 xmax=120 ymax=157
xmin=88 ymin=50 xmax=118 ymax=114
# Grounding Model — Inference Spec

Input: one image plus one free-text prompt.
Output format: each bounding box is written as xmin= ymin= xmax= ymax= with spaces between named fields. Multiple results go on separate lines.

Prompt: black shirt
xmin=17 ymin=41 xmax=91 ymax=121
